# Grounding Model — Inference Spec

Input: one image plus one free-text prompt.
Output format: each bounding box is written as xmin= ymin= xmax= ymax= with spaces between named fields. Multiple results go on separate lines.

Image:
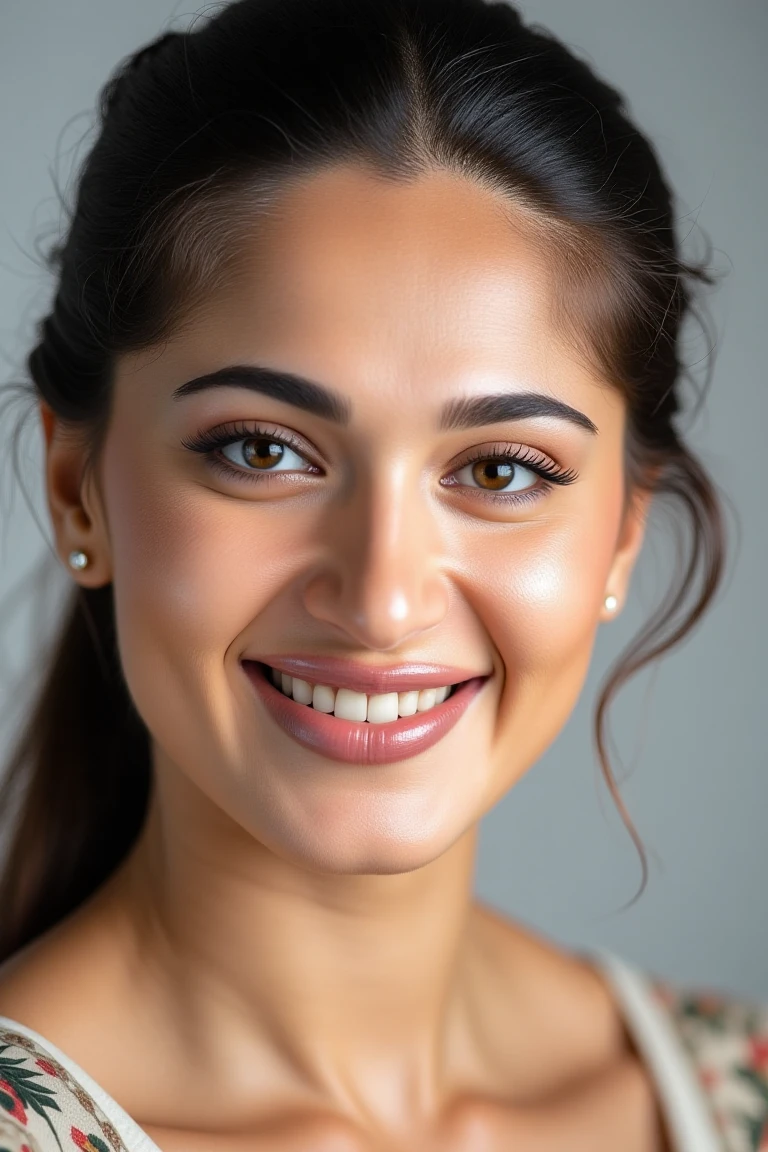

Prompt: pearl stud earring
xmin=68 ymin=550 xmax=90 ymax=571
xmin=604 ymin=594 xmax=618 ymax=612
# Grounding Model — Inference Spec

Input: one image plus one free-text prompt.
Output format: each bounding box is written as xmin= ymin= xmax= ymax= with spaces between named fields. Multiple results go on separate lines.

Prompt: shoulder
xmin=0 ymin=894 xmax=152 ymax=1150
xmin=649 ymin=974 xmax=768 ymax=1151
xmin=0 ymin=1021 xmax=130 ymax=1152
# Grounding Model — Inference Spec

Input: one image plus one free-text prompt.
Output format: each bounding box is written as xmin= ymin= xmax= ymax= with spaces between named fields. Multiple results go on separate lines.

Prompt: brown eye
xmin=242 ymin=438 xmax=286 ymax=469
xmin=469 ymin=458 xmax=519 ymax=491
xmin=453 ymin=454 xmax=538 ymax=496
xmin=221 ymin=436 xmax=310 ymax=473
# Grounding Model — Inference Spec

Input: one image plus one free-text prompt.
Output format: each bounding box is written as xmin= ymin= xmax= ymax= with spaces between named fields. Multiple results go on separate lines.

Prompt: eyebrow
xmin=171 ymin=364 xmax=598 ymax=435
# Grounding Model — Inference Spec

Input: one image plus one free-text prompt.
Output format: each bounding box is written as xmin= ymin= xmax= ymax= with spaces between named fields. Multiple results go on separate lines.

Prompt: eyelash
xmin=180 ymin=420 xmax=579 ymax=506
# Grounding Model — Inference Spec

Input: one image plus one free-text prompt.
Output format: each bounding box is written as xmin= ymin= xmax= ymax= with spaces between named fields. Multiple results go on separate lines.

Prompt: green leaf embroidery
xmin=735 ymin=1065 xmax=768 ymax=1106
xmin=0 ymin=1047 xmax=64 ymax=1151
xmin=741 ymin=1113 xmax=766 ymax=1149
xmin=85 ymin=1135 xmax=111 ymax=1152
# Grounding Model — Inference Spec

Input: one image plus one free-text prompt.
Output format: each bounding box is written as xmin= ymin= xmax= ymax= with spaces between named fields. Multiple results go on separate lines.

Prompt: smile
xmin=264 ymin=663 xmax=456 ymax=722
xmin=242 ymin=661 xmax=490 ymax=765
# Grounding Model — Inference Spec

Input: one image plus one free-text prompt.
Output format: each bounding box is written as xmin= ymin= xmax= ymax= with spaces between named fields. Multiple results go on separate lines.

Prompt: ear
xmin=40 ymin=400 xmax=112 ymax=587
xmin=600 ymin=480 xmax=655 ymax=622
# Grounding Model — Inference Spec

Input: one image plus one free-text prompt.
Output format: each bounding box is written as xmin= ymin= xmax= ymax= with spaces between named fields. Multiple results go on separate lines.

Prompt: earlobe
xmin=603 ymin=486 xmax=654 ymax=619
xmin=40 ymin=402 xmax=112 ymax=587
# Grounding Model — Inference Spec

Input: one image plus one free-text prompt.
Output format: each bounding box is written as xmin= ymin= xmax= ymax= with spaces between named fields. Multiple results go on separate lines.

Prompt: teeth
xmin=334 ymin=688 xmax=368 ymax=722
xmin=291 ymin=677 xmax=314 ymax=705
xmin=268 ymin=667 xmax=454 ymax=722
xmin=397 ymin=690 xmax=419 ymax=717
xmin=417 ymin=688 xmax=436 ymax=711
xmin=312 ymin=683 xmax=336 ymax=713
xmin=367 ymin=693 xmax=400 ymax=724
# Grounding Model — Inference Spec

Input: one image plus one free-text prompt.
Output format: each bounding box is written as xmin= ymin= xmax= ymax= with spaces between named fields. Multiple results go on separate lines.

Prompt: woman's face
xmin=61 ymin=165 xmax=650 ymax=873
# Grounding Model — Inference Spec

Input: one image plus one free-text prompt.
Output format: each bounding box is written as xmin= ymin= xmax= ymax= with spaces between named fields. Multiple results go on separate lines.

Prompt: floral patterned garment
xmin=0 ymin=1031 xmax=122 ymax=1152
xmin=652 ymin=981 xmax=768 ymax=1151
xmin=0 ymin=1026 xmax=151 ymax=1152
xmin=0 ymin=972 xmax=766 ymax=1151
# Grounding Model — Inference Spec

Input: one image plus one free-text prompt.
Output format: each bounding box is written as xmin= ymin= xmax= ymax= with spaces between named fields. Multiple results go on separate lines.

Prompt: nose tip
xmin=303 ymin=570 xmax=450 ymax=652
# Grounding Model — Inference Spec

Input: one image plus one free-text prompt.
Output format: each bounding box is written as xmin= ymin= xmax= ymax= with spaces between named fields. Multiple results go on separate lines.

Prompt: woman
xmin=0 ymin=0 xmax=764 ymax=1148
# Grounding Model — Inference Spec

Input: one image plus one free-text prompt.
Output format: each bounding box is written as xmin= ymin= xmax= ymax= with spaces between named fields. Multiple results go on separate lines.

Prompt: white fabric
xmin=595 ymin=949 xmax=722 ymax=1151
xmin=0 ymin=949 xmax=723 ymax=1151
xmin=0 ymin=1014 xmax=162 ymax=1152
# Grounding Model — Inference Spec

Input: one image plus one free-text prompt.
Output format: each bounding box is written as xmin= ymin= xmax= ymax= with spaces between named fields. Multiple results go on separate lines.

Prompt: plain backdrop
xmin=1 ymin=0 xmax=766 ymax=999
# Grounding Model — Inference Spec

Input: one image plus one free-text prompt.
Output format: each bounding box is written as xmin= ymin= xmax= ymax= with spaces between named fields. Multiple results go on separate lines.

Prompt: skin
xmin=0 ymin=165 xmax=669 ymax=1150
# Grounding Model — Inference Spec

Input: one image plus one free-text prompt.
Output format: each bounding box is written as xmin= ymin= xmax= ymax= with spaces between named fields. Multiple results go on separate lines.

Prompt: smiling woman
xmin=0 ymin=0 xmax=764 ymax=1150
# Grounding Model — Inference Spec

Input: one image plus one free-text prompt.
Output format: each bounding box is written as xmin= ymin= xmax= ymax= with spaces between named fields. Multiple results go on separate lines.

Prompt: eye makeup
xmin=181 ymin=420 xmax=579 ymax=508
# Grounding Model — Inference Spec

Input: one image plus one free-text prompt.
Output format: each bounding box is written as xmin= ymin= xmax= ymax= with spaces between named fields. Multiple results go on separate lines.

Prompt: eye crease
xmin=180 ymin=420 xmax=580 ymax=508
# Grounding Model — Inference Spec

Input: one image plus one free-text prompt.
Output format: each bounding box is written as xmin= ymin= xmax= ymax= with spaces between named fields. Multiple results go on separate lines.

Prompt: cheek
xmin=467 ymin=487 xmax=623 ymax=795
xmin=499 ymin=450 xmax=626 ymax=666
xmin=102 ymin=432 xmax=302 ymax=641
xmin=99 ymin=435 xmax=296 ymax=750
xmin=468 ymin=499 xmax=619 ymax=674
xmin=501 ymin=512 xmax=618 ymax=664
xmin=104 ymin=464 xmax=239 ymax=652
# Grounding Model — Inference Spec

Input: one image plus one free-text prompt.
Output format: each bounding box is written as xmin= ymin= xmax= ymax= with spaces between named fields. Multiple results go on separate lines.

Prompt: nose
xmin=301 ymin=464 xmax=451 ymax=651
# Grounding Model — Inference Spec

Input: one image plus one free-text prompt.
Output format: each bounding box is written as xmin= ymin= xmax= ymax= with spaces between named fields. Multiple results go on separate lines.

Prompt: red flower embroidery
xmin=70 ymin=1129 xmax=109 ymax=1152
xmin=748 ymin=1034 xmax=768 ymax=1073
xmin=0 ymin=1077 xmax=27 ymax=1123
xmin=35 ymin=1057 xmax=59 ymax=1077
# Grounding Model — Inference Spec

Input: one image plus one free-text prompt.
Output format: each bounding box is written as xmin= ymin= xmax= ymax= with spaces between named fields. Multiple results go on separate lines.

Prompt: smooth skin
xmin=0 ymin=166 xmax=669 ymax=1150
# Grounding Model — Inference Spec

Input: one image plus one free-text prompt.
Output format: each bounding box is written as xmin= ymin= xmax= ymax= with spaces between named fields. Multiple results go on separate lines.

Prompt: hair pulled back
xmin=0 ymin=0 xmax=727 ymax=961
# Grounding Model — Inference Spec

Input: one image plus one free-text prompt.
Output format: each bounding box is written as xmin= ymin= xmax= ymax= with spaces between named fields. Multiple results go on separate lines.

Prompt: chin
xmin=260 ymin=799 xmax=466 ymax=876
xmin=295 ymin=843 xmax=452 ymax=877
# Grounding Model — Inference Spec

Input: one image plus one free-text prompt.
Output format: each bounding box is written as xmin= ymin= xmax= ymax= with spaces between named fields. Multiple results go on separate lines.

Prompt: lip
xmin=246 ymin=654 xmax=488 ymax=696
xmin=242 ymin=660 xmax=490 ymax=765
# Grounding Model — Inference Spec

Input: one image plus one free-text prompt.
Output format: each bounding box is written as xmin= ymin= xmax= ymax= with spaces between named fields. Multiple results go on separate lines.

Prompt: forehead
xmin=139 ymin=165 xmax=617 ymax=426
xmin=187 ymin=166 xmax=570 ymax=366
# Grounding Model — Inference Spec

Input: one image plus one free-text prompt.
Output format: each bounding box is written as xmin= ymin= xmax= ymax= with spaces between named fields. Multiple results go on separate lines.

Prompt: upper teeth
xmin=269 ymin=666 xmax=454 ymax=723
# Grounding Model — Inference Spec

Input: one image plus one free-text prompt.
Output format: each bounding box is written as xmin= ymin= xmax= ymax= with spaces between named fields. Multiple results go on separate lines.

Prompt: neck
xmin=118 ymin=749 xmax=483 ymax=1099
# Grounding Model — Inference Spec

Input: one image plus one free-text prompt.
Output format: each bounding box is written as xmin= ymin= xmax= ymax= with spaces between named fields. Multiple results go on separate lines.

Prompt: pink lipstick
xmin=242 ymin=660 xmax=489 ymax=765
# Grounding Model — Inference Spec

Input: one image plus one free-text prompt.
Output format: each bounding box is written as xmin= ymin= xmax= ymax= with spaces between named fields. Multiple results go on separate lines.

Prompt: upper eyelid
xmin=212 ymin=433 xmax=578 ymax=500
xmin=181 ymin=421 xmax=580 ymax=500
xmin=190 ymin=423 xmax=562 ymax=470
xmin=185 ymin=421 xmax=318 ymax=460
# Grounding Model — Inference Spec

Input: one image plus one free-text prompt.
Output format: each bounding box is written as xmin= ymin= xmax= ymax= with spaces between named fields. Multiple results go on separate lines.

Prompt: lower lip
xmin=242 ymin=661 xmax=489 ymax=765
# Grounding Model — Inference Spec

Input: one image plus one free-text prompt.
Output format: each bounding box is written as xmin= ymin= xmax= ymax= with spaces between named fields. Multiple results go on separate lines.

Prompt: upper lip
xmin=243 ymin=655 xmax=491 ymax=695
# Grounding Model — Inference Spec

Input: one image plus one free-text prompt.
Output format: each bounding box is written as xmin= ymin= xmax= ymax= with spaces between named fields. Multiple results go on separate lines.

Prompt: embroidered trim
xmin=0 ymin=1029 xmax=127 ymax=1152
xmin=652 ymin=982 xmax=768 ymax=1152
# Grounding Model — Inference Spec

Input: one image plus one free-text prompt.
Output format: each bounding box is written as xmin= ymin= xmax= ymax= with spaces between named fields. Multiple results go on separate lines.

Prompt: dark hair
xmin=0 ymin=0 xmax=729 ymax=961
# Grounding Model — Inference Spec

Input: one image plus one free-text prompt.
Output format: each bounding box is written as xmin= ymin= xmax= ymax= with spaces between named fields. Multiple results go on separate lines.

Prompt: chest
xmin=135 ymin=1056 xmax=669 ymax=1152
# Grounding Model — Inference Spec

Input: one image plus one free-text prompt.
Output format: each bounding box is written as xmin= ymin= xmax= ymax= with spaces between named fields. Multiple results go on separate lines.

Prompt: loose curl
xmin=0 ymin=0 xmax=729 ymax=961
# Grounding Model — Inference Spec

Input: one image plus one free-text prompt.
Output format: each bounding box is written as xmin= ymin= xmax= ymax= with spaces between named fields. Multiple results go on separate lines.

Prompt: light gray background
xmin=1 ymin=0 xmax=765 ymax=998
